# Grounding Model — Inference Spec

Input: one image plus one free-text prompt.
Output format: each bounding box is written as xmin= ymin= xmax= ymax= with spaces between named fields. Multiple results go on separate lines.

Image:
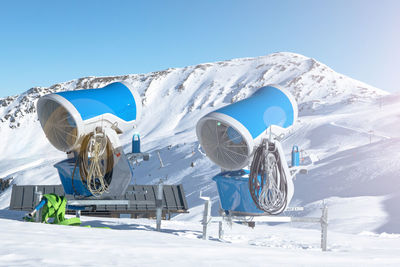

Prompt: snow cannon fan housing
xmin=37 ymin=81 xmax=142 ymax=198
xmin=37 ymin=81 xmax=142 ymax=152
xmin=196 ymin=85 xmax=298 ymax=171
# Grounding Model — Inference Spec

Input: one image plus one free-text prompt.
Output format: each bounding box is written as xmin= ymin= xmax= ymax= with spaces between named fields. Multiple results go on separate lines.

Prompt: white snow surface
xmin=1 ymin=211 xmax=400 ymax=266
xmin=1 ymin=52 xmax=400 ymax=266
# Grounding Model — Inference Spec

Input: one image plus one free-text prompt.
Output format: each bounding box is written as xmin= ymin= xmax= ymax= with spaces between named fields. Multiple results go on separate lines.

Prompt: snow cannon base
xmin=55 ymin=159 xmax=93 ymax=197
xmin=54 ymin=150 xmax=133 ymax=198
xmin=212 ymin=170 xmax=264 ymax=215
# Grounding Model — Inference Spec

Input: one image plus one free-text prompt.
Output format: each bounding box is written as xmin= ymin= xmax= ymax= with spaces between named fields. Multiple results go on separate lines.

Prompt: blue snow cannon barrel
xmin=132 ymin=133 xmax=141 ymax=153
xmin=291 ymin=145 xmax=300 ymax=167
xmin=37 ymin=81 xmax=142 ymax=152
xmin=196 ymin=84 xmax=298 ymax=170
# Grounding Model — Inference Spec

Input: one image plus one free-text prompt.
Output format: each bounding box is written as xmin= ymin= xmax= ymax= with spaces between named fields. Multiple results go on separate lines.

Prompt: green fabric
xmin=24 ymin=193 xmax=110 ymax=229
xmin=41 ymin=194 xmax=81 ymax=226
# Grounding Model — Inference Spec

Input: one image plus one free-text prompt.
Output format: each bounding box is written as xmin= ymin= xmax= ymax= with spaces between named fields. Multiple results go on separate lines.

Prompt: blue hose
xmin=34 ymin=199 xmax=47 ymax=211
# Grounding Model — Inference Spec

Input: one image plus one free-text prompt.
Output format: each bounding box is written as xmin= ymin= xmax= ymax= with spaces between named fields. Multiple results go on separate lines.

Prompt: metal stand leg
xmin=34 ymin=186 xmax=43 ymax=223
xmin=156 ymin=181 xmax=163 ymax=231
xmin=320 ymin=205 xmax=328 ymax=251
xmin=218 ymin=221 xmax=224 ymax=240
xmin=202 ymin=198 xmax=211 ymax=240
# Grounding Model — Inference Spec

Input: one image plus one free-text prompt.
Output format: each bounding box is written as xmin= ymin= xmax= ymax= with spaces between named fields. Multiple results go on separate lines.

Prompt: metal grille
xmin=199 ymin=119 xmax=249 ymax=170
xmin=38 ymin=99 xmax=78 ymax=151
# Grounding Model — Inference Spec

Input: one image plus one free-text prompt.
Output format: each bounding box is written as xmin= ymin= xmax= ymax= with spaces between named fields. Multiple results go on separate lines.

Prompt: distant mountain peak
xmin=0 ymin=52 xmax=387 ymax=130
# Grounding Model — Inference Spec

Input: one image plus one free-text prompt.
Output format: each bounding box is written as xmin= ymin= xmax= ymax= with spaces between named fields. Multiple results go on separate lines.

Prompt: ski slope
xmin=0 ymin=211 xmax=400 ymax=266
xmin=0 ymin=52 xmax=399 ymax=266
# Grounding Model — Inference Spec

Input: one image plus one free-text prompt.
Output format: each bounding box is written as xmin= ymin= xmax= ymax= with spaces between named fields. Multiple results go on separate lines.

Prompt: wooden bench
xmin=9 ymin=184 xmax=189 ymax=219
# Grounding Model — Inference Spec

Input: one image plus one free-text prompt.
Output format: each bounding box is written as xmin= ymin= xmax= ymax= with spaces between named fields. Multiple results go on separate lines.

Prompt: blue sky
xmin=0 ymin=0 xmax=399 ymax=97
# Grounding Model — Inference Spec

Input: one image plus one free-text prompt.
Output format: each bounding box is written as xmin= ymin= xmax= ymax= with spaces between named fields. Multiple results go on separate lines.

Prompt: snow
xmin=1 ymin=212 xmax=400 ymax=266
xmin=0 ymin=52 xmax=400 ymax=265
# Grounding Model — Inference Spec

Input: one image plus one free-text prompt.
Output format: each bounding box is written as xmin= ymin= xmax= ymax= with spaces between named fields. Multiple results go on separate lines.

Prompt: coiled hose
xmin=79 ymin=132 xmax=114 ymax=197
xmin=248 ymin=139 xmax=288 ymax=214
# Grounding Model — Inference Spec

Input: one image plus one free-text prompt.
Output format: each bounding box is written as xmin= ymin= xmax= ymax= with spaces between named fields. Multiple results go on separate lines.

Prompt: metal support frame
xmin=67 ymin=199 xmax=154 ymax=207
xmin=202 ymin=201 xmax=329 ymax=251
xmin=321 ymin=204 xmax=328 ymax=251
xmin=156 ymin=181 xmax=164 ymax=231
xmin=218 ymin=221 xmax=223 ymax=239
xmin=34 ymin=186 xmax=42 ymax=222
xmin=67 ymin=199 xmax=155 ymax=219
xmin=201 ymin=196 xmax=211 ymax=240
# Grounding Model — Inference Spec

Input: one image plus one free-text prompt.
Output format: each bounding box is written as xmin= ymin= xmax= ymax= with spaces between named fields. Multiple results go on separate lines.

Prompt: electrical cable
xmin=78 ymin=131 xmax=114 ymax=197
xmin=248 ymin=139 xmax=288 ymax=215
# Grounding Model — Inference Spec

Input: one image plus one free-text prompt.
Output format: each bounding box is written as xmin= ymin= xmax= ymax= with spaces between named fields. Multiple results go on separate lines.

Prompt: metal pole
xmin=218 ymin=221 xmax=224 ymax=240
xmin=202 ymin=198 xmax=211 ymax=240
xmin=156 ymin=181 xmax=163 ymax=231
xmin=76 ymin=210 xmax=81 ymax=218
xmin=157 ymin=151 xmax=164 ymax=168
xmin=34 ymin=186 xmax=42 ymax=223
xmin=321 ymin=205 xmax=328 ymax=251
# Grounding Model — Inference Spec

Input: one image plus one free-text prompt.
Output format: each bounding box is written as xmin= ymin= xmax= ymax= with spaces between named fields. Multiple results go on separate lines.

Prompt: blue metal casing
xmin=212 ymin=170 xmax=264 ymax=214
xmin=215 ymin=85 xmax=296 ymax=139
xmin=54 ymin=159 xmax=93 ymax=196
xmin=56 ymin=82 xmax=139 ymax=122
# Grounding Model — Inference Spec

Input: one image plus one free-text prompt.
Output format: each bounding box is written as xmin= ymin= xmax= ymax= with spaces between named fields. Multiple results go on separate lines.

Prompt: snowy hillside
xmin=1 ymin=51 xmax=399 ymax=238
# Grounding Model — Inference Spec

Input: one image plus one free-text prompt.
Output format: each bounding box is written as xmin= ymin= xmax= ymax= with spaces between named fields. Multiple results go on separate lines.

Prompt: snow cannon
xmin=37 ymin=81 xmax=142 ymax=152
xmin=196 ymin=84 xmax=297 ymax=171
xmin=37 ymin=81 xmax=142 ymax=198
xmin=196 ymin=85 xmax=298 ymax=215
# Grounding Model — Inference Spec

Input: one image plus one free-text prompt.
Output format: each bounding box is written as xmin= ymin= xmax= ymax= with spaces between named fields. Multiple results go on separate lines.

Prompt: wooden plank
xmin=22 ymin=186 xmax=34 ymax=210
xmin=178 ymin=184 xmax=189 ymax=210
xmin=132 ymin=185 xmax=147 ymax=211
xmin=147 ymin=185 xmax=158 ymax=211
xmin=164 ymin=186 xmax=177 ymax=210
xmin=171 ymin=185 xmax=183 ymax=210
xmin=44 ymin=185 xmax=55 ymax=194
xmin=105 ymin=204 xmax=117 ymax=211
xmin=142 ymin=185 xmax=151 ymax=210
xmin=9 ymin=185 xmax=16 ymax=210
xmin=97 ymin=205 xmax=106 ymax=211
xmin=130 ymin=185 xmax=139 ymax=211
xmin=143 ymin=185 xmax=156 ymax=210
xmin=54 ymin=185 xmax=64 ymax=196
xmin=10 ymin=185 xmax=23 ymax=210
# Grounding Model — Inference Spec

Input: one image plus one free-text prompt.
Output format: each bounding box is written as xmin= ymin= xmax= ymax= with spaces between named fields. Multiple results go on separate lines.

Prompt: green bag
xmin=41 ymin=193 xmax=81 ymax=226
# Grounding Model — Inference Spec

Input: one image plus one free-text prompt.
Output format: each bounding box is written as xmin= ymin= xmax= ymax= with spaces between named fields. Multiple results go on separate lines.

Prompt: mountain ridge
xmin=1 ymin=52 xmax=399 ymax=233
xmin=0 ymin=52 xmax=387 ymax=130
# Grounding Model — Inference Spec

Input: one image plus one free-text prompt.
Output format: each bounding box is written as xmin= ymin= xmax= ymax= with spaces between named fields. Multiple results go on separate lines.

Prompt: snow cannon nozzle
xmin=196 ymin=84 xmax=298 ymax=171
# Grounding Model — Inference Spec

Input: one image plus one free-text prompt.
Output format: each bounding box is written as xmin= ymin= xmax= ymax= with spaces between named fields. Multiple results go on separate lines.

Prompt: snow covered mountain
xmin=1 ymin=51 xmax=399 ymax=234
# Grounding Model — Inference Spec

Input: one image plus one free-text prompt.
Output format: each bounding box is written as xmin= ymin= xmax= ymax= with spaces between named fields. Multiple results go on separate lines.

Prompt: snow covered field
xmin=1 ymin=52 xmax=400 ymax=266
xmin=1 ymin=210 xmax=400 ymax=266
